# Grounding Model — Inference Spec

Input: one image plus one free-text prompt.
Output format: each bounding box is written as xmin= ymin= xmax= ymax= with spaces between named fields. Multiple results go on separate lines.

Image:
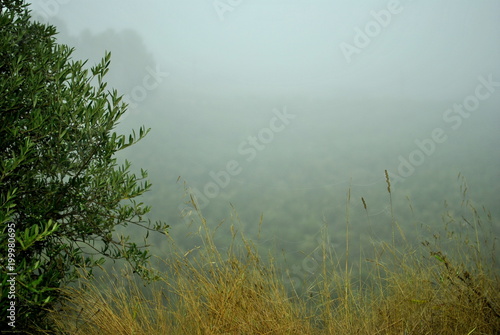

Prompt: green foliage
xmin=0 ymin=1 xmax=168 ymax=331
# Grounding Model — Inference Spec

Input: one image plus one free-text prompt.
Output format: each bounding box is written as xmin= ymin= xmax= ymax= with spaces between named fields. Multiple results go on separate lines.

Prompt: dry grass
xmin=49 ymin=174 xmax=500 ymax=334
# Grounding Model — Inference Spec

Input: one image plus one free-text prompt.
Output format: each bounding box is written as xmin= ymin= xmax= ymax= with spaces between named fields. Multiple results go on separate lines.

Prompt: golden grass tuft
xmin=49 ymin=175 xmax=500 ymax=334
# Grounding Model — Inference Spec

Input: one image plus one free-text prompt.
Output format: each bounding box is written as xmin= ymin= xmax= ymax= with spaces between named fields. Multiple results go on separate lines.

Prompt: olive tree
xmin=0 ymin=0 xmax=168 ymax=330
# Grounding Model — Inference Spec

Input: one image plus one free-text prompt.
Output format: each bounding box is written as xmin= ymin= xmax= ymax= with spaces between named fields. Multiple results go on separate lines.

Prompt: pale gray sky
xmin=27 ymin=1 xmax=500 ymax=205
xmin=30 ymin=1 xmax=500 ymax=100
xmin=26 ymin=1 xmax=500 ymax=251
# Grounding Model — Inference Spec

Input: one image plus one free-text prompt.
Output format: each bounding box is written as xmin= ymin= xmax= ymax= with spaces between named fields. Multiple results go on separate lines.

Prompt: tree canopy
xmin=0 ymin=1 xmax=168 ymax=331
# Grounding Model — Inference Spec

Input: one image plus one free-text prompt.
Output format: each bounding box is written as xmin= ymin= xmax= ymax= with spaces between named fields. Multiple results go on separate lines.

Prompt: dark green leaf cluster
xmin=0 ymin=1 xmax=168 ymax=331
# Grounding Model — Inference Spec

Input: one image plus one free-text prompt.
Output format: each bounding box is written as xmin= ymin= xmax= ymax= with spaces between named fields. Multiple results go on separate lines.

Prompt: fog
xmin=30 ymin=1 xmax=500 ymax=268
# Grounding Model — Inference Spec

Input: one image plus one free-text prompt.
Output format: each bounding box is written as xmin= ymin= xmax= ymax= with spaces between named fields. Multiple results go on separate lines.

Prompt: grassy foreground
xmin=48 ymin=174 xmax=499 ymax=334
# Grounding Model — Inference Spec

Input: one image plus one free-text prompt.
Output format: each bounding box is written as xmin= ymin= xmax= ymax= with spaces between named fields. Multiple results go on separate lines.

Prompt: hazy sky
xmin=25 ymin=1 xmax=500 ymax=257
xmin=27 ymin=1 xmax=500 ymax=218
xmin=30 ymin=1 xmax=500 ymax=100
